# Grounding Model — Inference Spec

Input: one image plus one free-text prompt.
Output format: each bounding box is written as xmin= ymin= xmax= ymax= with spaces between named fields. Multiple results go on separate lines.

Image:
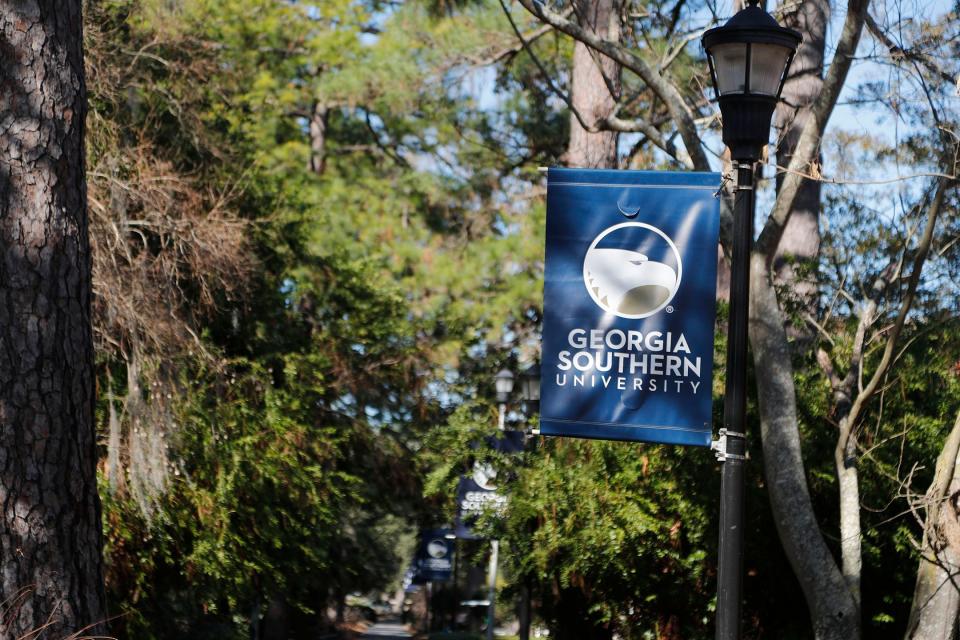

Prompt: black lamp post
xmin=516 ymin=362 xmax=539 ymax=640
xmin=702 ymin=4 xmax=800 ymax=640
xmin=487 ymin=368 xmax=515 ymax=640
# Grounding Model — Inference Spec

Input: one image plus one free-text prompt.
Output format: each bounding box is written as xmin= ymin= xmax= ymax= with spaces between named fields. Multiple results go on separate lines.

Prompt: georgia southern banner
xmin=454 ymin=431 xmax=523 ymax=540
xmin=414 ymin=529 xmax=454 ymax=582
xmin=540 ymin=168 xmax=720 ymax=447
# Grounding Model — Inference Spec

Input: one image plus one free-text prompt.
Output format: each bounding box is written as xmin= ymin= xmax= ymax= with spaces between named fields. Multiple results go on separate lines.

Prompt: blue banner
xmin=540 ymin=168 xmax=720 ymax=447
xmin=454 ymin=431 xmax=524 ymax=539
xmin=414 ymin=529 xmax=454 ymax=582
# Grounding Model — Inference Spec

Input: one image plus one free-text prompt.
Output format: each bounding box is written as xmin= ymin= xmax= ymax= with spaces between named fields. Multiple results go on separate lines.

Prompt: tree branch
xmin=864 ymin=12 xmax=957 ymax=87
xmin=466 ymin=12 xmax=571 ymax=67
xmin=514 ymin=0 xmax=711 ymax=171
xmin=659 ymin=28 xmax=707 ymax=73
xmin=756 ymin=0 xmax=871 ymax=257
xmin=499 ymin=0 xmax=692 ymax=167
xmin=843 ymin=176 xmax=952 ymax=441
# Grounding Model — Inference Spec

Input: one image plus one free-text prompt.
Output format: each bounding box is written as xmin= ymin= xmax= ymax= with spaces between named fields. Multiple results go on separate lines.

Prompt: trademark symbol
xmin=666 ymin=306 xmax=674 ymax=313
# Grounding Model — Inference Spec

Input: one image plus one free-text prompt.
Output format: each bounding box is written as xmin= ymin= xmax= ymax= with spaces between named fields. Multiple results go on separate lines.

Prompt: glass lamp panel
xmin=495 ymin=370 xmax=514 ymax=395
xmin=521 ymin=364 xmax=540 ymax=401
xmin=710 ymin=43 xmax=748 ymax=94
xmin=521 ymin=376 xmax=540 ymax=402
xmin=748 ymin=43 xmax=792 ymax=95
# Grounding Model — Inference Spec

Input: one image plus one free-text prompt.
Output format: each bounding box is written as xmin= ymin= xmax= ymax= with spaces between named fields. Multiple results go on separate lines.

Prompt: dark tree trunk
xmin=565 ymin=0 xmax=620 ymax=168
xmin=518 ymin=581 xmax=531 ymax=640
xmin=335 ymin=588 xmax=346 ymax=624
xmin=262 ymin=596 xmax=292 ymax=640
xmin=0 ymin=1 xmax=107 ymax=637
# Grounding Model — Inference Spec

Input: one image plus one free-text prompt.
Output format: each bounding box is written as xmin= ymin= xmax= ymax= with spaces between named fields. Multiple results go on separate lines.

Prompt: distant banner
xmin=540 ymin=169 xmax=720 ymax=447
xmin=414 ymin=529 xmax=454 ymax=582
xmin=454 ymin=464 xmax=507 ymax=540
xmin=454 ymin=431 xmax=524 ymax=540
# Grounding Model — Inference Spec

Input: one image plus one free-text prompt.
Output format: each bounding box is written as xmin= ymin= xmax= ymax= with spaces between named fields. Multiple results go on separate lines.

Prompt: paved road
xmin=360 ymin=621 xmax=412 ymax=639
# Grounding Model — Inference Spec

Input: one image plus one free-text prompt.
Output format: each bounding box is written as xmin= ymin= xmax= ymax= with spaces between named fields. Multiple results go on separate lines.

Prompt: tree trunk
xmin=749 ymin=254 xmax=860 ymax=640
xmin=336 ymin=589 xmax=346 ymax=624
xmin=836 ymin=422 xmax=862 ymax=606
xmin=905 ymin=412 xmax=960 ymax=640
xmin=0 ymin=0 xmax=107 ymax=637
xmin=263 ymin=596 xmax=292 ymax=640
xmin=518 ymin=581 xmax=531 ymax=640
xmin=759 ymin=1 xmax=861 ymax=634
xmin=565 ymin=0 xmax=620 ymax=168
xmin=309 ymin=100 xmax=328 ymax=176
xmin=773 ymin=0 xmax=829 ymax=311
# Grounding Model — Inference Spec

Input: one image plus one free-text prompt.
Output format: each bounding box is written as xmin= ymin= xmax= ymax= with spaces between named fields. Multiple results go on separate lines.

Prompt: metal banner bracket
xmin=711 ymin=428 xmax=748 ymax=462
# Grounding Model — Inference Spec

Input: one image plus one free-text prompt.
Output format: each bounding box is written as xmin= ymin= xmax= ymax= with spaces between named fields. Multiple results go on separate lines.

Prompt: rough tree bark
xmin=565 ymin=0 xmax=620 ymax=168
xmin=0 ymin=1 xmax=107 ymax=636
xmin=721 ymin=0 xmax=827 ymax=308
xmin=905 ymin=411 xmax=960 ymax=640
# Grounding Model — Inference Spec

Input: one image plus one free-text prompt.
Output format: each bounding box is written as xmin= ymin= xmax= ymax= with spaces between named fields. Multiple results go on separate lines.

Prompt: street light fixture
xmin=703 ymin=0 xmax=801 ymax=161
xmin=494 ymin=369 xmax=515 ymax=404
xmin=520 ymin=363 xmax=540 ymax=403
xmin=702 ymin=4 xmax=800 ymax=640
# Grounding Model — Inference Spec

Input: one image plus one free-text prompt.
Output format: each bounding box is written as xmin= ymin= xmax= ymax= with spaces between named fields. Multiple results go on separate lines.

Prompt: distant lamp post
xmin=494 ymin=369 xmax=514 ymax=430
xmin=702 ymin=5 xmax=800 ymax=640
xmin=520 ymin=362 xmax=540 ymax=404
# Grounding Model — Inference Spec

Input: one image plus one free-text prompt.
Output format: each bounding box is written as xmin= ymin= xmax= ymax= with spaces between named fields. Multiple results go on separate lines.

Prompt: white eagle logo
xmin=472 ymin=462 xmax=497 ymax=491
xmin=583 ymin=222 xmax=682 ymax=318
xmin=427 ymin=539 xmax=448 ymax=559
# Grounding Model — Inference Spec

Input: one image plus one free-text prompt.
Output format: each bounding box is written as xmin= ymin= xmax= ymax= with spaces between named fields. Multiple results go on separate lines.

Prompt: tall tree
xmin=566 ymin=0 xmax=620 ymax=167
xmin=773 ymin=0 xmax=829 ymax=310
xmin=0 ymin=0 xmax=107 ymax=636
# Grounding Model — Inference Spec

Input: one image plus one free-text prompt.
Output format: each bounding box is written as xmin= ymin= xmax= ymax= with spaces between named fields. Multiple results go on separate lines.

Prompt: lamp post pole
xmin=488 ymin=369 xmax=514 ymax=640
xmin=486 ymin=538 xmax=500 ymax=640
xmin=485 ymin=402 xmax=503 ymax=640
xmin=518 ymin=363 xmax=540 ymax=640
xmin=702 ymin=3 xmax=801 ymax=639
xmin=715 ymin=161 xmax=754 ymax=640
